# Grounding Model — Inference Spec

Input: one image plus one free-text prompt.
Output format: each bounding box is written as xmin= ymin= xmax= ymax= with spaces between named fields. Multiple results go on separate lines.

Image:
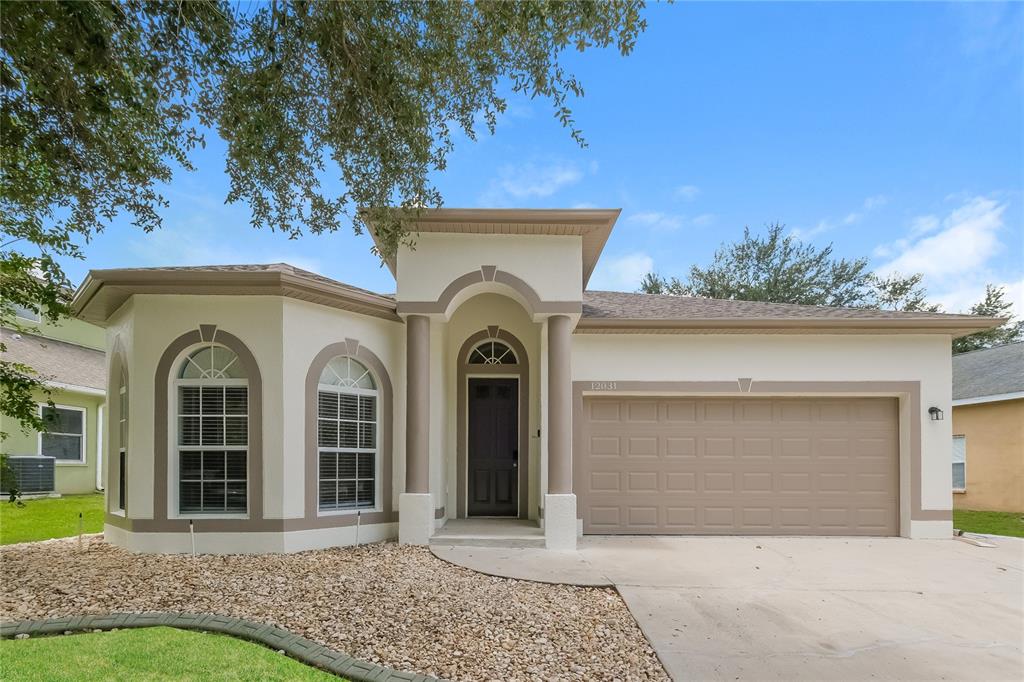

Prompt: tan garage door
xmin=577 ymin=397 xmax=899 ymax=536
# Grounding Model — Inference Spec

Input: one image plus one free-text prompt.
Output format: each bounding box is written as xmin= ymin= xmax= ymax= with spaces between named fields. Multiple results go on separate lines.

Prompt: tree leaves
xmin=953 ymin=285 xmax=1024 ymax=354
xmin=1 ymin=0 xmax=647 ymax=433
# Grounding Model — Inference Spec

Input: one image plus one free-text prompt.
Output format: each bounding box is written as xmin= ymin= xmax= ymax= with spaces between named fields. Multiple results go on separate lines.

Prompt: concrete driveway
xmin=432 ymin=535 xmax=1024 ymax=681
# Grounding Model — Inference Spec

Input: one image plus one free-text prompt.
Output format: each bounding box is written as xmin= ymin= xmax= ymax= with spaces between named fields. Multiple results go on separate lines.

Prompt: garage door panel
xmin=578 ymin=397 xmax=898 ymax=536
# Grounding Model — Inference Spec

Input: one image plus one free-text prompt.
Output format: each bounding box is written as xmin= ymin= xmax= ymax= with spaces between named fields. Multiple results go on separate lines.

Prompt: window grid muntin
xmin=468 ymin=340 xmax=517 ymax=365
xmin=174 ymin=344 xmax=248 ymax=516
xmin=320 ymin=356 xmax=376 ymax=390
xmin=39 ymin=405 xmax=85 ymax=462
xmin=317 ymin=373 xmax=378 ymax=511
xmin=178 ymin=344 xmax=248 ymax=380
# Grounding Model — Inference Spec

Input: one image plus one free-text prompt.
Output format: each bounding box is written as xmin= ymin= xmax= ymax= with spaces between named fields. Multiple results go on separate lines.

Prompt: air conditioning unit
xmin=1 ymin=456 xmax=56 ymax=495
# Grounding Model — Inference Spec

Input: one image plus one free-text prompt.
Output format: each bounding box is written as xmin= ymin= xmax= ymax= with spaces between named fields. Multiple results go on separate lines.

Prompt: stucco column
xmin=545 ymin=314 xmax=576 ymax=549
xmin=547 ymin=314 xmax=573 ymax=493
xmin=400 ymin=314 xmax=432 ymax=544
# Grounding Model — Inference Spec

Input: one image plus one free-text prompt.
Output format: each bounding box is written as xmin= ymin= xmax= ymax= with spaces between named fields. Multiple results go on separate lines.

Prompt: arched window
xmin=317 ymin=357 xmax=377 ymax=511
xmin=117 ymin=370 xmax=128 ymax=511
xmin=175 ymin=344 xmax=249 ymax=515
xmin=468 ymin=340 xmax=517 ymax=365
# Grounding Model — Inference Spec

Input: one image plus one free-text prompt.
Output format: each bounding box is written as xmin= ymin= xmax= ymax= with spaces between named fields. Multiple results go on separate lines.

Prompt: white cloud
xmin=875 ymin=197 xmax=1005 ymax=279
xmin=481 ymin=160 xmax=584 ymax=205
xmin=627 ymin=211 xmax=684 ymax=231
xmin=933 ymin=277 xmax=1024 ymax=315
xmin=589 ymin=251 xmax=654 ymax=291
xmin=674 ymin=185 xmax=701 ymax=202
xmin=793 ymin=194 xmax=889 ymax=240
xmin=863 ymin=194 xmax=889 ymax=211
xmin=692 ymin=213 xmax=716 ymax=227
xmin=790 ymin=220 xmax=833 ymax=240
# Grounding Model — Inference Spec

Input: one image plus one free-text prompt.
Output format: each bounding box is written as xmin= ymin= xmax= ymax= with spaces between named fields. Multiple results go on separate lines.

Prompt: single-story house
xmin=951 ymin=342 xmax=1023 ymax=513
xmin=69 ymin=209 xmax=1000 ymax=553
xmin=1 ymin=309 xmax=107 ymax=495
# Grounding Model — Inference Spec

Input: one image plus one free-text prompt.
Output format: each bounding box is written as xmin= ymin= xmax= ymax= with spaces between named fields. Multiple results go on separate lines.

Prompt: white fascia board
xmin=952 ymin=391 xmax=1024 ymax=407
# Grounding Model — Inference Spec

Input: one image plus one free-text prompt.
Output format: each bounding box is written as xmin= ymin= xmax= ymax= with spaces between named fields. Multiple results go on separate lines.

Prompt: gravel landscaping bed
xmin=1 ymin=537 xmax=667 ymax=681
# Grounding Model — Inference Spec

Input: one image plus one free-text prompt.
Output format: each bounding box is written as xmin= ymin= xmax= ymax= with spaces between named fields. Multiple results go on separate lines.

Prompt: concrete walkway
xmin=432 ymin=535 xmax=1024 ymax=681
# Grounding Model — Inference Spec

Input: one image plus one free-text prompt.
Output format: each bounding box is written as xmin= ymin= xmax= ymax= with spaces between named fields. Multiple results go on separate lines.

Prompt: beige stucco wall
xmin=571 ymin=333 xmax=955 ymax=538
xmin=279 ymin=298 xmax=405 ymax=519
xmin=115 ymin=294 xmax=285 ymax=519
xmin=110 ymin=294 xmax=406 ymax=523
xmin=952 ymin=399 xmax=1024 ymax=513
xmin=395 ymin=233 xmax=584 ymax=305
xmin=442 ymin=293 xmax=542 ymax=520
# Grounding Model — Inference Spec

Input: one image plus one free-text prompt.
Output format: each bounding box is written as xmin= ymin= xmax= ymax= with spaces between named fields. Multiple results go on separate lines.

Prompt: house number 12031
xmin=591 ymin=381 xmax=617 ymax=390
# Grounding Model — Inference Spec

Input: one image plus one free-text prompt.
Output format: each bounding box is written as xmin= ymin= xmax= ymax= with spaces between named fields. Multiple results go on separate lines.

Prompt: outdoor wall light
xmin=928 ymin=406 xmax=944 ymax=421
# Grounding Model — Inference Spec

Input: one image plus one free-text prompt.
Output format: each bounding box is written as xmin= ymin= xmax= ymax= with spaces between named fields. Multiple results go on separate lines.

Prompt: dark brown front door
xmin=468 ymin=378 xmax=519 ymax=516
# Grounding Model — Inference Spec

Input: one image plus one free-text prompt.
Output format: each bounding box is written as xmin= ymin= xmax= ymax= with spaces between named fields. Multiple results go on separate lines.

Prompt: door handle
xmin=512 ymin=449 xmax=518 ymax=468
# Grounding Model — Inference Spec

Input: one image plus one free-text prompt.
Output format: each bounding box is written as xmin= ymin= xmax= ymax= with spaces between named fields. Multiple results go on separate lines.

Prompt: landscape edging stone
xmin=0 ymin=611 xmax=442 ymax=682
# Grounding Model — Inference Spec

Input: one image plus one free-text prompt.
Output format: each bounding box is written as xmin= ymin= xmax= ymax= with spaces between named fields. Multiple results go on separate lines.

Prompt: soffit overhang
xmin=71 ymin=268 xmax=401 ymax=326
xmin=368 ymin=208 xmax=621 ymax=288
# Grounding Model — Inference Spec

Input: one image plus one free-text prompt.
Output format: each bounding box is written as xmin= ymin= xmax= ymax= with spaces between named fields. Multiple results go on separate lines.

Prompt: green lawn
xmin=953 ymin=509 xmax=1024 ymax=538
xmin=0 ymin=627 xmax=339 ymax=681
xmin=0 ymin=493 xmax=105 ymax=545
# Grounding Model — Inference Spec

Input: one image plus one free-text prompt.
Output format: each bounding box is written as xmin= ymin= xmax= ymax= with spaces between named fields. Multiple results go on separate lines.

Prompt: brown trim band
xmin=572 ymin=380 xmax=951 ymax=525
xmin=457 ymin=328 xmax=531 ymax=519
xmin=396 ymin=267 xmax=581 ymax=318
xmin=303 ymin=339 xmax=396 ymax=528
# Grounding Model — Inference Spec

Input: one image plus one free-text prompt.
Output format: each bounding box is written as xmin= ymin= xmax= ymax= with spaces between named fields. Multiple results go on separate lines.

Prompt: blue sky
xmin=69 ymin=1 xmax=1023 ymax=313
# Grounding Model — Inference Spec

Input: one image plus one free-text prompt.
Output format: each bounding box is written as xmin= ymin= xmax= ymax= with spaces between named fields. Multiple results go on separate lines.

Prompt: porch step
xmin=429 ymin=519 xmax=545 ymax=549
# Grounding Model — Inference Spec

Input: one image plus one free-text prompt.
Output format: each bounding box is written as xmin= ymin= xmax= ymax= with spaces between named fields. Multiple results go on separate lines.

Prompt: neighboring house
xmin=1 ymin=305 xmax=107 ymax=495
xmin=951 ymin=343 xmax=1024 ymax=513
xmin=69 ymin=209 xmax=999 ymax=554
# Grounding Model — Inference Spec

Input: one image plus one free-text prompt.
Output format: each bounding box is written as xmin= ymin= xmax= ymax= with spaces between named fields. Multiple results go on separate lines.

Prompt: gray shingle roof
xmin=1 ymin=328 xmax=106 ymax=391
xmin=581 ymin=290 xmax=983 ymax=321
xmin=952 ymin=342 xmax=1024 ymax=400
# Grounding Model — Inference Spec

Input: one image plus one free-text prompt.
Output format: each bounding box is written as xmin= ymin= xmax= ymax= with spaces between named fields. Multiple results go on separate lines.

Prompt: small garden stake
xmin=77 ymin=512 xmax=83 ymax=548
xmin=355 ymin=510 xmax=361 ymax=545
xmin=189 ymin=519 xmax=196 ymax=557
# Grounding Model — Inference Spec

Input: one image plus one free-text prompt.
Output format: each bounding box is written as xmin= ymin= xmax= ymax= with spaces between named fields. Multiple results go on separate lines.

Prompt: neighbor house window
xmin=118 ymin=376 xmax=128 ymax=511
xmin=175 ymin=344 xmax=248 ymax=515
xmin=13 ymin=303 xmax=40 ymax=322
xmin=317 ymin=356 xmax=377 ymax=511
xmin=468 ymin=340 xmax=517 ymax=365
xmin=39 ymin=404 xmax=86 ymax=463
xmin=952 ymin=435 xmax=966 ymax=492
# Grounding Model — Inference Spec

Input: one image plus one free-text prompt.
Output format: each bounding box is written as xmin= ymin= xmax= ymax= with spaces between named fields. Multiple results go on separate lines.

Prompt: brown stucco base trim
xmin=571 ymin=380 xmax=950 ymax=528
xmin=457 ymin=328 xmax=531 ymax=519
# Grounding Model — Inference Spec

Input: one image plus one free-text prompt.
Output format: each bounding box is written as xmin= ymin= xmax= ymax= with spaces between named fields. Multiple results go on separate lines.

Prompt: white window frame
xmin=37 ymin=403 xmax=87 ymax=465
xmin=316 ymin=372 xmax=381 ymax=517
xmin=952 ymin=434 xmax=967 ymax=493
xmin=169 ymin=344 xmax=249 ymax=520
